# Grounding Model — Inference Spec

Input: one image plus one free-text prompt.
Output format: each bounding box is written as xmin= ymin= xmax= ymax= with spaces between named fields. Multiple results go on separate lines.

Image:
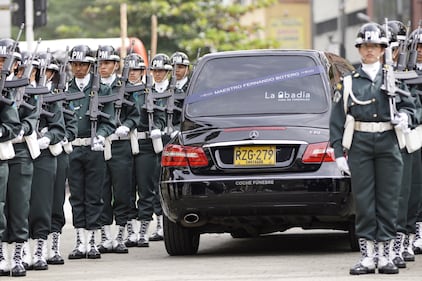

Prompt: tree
xmin=30 ymin=0 xmax=279 ymax=60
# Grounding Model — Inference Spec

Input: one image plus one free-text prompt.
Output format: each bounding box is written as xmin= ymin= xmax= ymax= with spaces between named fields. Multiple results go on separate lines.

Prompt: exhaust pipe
xmin=183 ymin=213 xmax=200 ymax=224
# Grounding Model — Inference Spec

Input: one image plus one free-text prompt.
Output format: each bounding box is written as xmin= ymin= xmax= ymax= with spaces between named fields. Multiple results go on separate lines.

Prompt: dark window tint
xmin=186 ymin=54 xmax=329 ymax=117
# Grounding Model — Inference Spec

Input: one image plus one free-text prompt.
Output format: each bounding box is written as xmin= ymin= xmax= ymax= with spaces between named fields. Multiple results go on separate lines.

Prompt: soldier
xmin=66 ymin=45 xmax=115 ymax=260
xmin=124 ymin=53 xmax=146 ymax=247
xmin=329 ymin=23 xmax=415 ymax=275
xmin=0 ymin=38 xmax=27 ymax=277
xmin=96 ymin=46 xmax=139 ymax=254
xmin=384 ymin=20 xmax=422 ymax=268
xmin=409 ymin=27 xmax=422 ymax=254
xmin=132 ymin=53 xmax=167 ymax=247
xmin=27 ymin=52 xmax=66 ymax=271
xmin=47 ymin=55 xmax=79 ymax=266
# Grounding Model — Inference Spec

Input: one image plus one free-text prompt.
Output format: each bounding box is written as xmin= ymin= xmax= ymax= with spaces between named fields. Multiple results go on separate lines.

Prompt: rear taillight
xmin=302 ymin=142 xmax=335 ymax=163
xmin=161 ymin=144 xmax=209 ymax=167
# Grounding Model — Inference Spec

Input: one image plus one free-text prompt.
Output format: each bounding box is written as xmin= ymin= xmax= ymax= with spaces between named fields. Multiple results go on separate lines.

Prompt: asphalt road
xmin=12 ymin=199 xmax=422 ymax=281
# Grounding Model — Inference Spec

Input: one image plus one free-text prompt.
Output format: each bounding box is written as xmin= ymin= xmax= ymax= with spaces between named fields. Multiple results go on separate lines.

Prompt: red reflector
xmin=162 ymin=144 xmax=209 ymax=167
xmin=302 ymin=142 xmax=335 ymax=163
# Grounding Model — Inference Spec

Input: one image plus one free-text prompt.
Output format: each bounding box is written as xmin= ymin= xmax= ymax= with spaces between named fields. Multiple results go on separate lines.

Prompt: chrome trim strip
xmin=203 ymin=140 xmax=307 ymax=148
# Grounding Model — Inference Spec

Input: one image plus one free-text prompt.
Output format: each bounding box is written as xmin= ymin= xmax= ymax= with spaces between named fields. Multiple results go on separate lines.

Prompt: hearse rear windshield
xmin=185 ymin=54 xmax=329 ymax=117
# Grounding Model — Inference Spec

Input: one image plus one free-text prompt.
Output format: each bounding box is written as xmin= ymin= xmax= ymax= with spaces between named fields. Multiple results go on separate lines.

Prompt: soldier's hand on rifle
xmin=37 ymin=136 xmax=51 ymax=150
xmin=115 ymin=125 xmax=130 ymax=137
xmin=91 ymin=135 xmax=105 ymax=151
xmin=393 ymin=112 xmax=410 ymax=133
xmin=335 ymin=156 xmax=351 ymax=176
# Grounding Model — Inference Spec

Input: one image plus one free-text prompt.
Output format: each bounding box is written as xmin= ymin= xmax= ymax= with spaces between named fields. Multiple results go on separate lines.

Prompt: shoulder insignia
xmin=333 ymin=90 xmax=342 ymax=103
xmin=353 ymin=72 xmax=360 ymax=78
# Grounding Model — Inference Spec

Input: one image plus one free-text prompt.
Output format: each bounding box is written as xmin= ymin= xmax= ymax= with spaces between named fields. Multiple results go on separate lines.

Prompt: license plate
xmin=234 ymin=146 xmax=276 ymax=166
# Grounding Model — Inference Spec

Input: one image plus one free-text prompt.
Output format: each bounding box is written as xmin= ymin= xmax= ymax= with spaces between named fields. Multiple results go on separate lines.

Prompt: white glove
xmin=170 ymin=130 xmax=179 ymax=139
xmin=91 ymin=135 xmax=105 ymax=151
xmin=60 ymin=138 xmax=68 ymax=146
xmin=115 ymin=125 xmax=130 ymax=137
xmin=394 ymin=112 xmax=410 ymax=133
xmin=0 ymin=129 xmax=2 ymax=138
xmin=150 ymin=128 xmax=162 ymax=139
xmin=37 ymin=136 xmax=51 ymax=150
xmin=335 ymin=157 xmax=351 ymax=176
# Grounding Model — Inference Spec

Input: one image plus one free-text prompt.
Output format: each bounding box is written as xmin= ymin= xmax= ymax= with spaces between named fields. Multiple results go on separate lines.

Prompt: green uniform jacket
xmin=330 ymin=66 xmax=416 ymax=158
xmin=67 ymin=74 xmax=115 ymax=138
xmin=38 ymin=101 xmax=66 ymax=145
xmin=133 ymin=85 xmax=166 ymax=133
xmin=0 ymin=92 xmax=21 ymax=141
xmin=110 ymin=78 xmax=140 ymax=130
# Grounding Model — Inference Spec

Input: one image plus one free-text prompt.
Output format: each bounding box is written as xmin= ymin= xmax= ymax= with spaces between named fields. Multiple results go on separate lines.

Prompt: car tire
xmin=348 ymin=222 xmax=359 ymax=251
xmin=163 ymin=215 xmax=200 ymax=255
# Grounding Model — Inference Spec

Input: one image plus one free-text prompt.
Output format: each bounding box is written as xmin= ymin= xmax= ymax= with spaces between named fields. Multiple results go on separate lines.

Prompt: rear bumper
xmin=160 ymin=170 xmax=353 ymax=232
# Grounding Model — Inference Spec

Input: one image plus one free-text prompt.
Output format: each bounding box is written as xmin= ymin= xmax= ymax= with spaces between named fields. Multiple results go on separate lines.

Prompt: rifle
xmin=86 ymin=47 xmax=119 ymax=148
xmin=396 ymin=20 xmax=412 ymax=71
xmin=164 ymin=61 xmax=178 ymax=135
xmin=0 ymin=23 xmax=25 ymax=105
xmin=407 ymin=20 xmax=422 ymax=71
xmin=380 ymin=18 xmax=411 ymax=125
xmin=114 ymin=41 xmax=135 ymax=125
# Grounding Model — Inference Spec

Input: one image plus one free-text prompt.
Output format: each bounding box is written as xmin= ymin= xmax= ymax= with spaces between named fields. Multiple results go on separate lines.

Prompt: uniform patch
xmin=336 ymin=83 xmax=342 ymax=90
xmin=333 ymin=91 xmax=342 ymax=103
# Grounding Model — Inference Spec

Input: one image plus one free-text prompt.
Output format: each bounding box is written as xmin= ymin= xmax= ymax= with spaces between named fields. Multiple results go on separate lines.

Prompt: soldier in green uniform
xmin=132 ymin=54 xmax=167 ymax=247
xmin=329 ymin=23 xmax=415 ymax=275
xmin=4 ymin=45 xmax=39 ymax=276
xmin=384 ymin=21 xmax=422 ymax=268
xmin=409 ymin=27 xmax=422 ymax=255
xmin=124 ymin=54 xmax=146 ymax=247
xmin=66 ymin=45 xmax=115 ymax=260
xmin=27 ymin=52 xmax=66 ymax=271
xmin=96 ymin=46 xmax=140 ymax=254
xmin=47 ymin=57 xmax=79 ymax=266
xmin=0 ymin=38 xmax=27 ymax=277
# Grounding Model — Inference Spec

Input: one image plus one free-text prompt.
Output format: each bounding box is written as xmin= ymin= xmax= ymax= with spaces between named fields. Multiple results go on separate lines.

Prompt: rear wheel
xmin=163 ymin=215 xmax=200 ymax=256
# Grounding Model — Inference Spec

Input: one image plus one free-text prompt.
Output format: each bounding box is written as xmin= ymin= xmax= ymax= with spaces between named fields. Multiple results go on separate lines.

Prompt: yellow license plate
xmin=234 ymin=146 xmax=276 ymax=166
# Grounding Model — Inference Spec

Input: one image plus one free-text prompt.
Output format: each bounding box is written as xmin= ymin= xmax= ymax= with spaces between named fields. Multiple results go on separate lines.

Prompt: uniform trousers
xmin=68 ymin=146 xmax=106 ymax=230
xmin=29 ymin=149 xmax=57 ymax=240
xmin=348 ymin=130 xmax=402 ymax=241
xmin=5 ymin=144 xmax=33 ymax=242
xmin=50 ymin=152 xmax=69 ymax=233
xmin=0 ymin=161 xmax=8 ymax=241
xmin=134 ymin=141 xmax=160 ymax=221
xmin=100 ymin=140 xmax=133 ymax=226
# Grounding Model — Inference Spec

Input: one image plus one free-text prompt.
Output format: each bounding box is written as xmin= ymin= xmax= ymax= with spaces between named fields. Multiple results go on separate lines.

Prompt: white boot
xmin=378 ymin=240 xmax=399 ymax=274
xmin=86 ymin=230 xmax=101 ymax=259
xmin=414 ymin=222 xmax=422 ymax=254
xmin=137 ymin=220 xmax=150 ymax=247
xmin=47 ymin=232 xmax=64 ymax=265
xmin=0 ymin=242 xmax=9 ymax=276
xmin=125 ymin=219 xmax=139 ymax=247
xmin=10 ymin=242 xmax=25 ymax=276
xmin=403 ymin=233 xmax=416 ymax=261
xmin=68 ymin=228 xmax=87 ymax=259
xmin=97 ymin=225 xmax=113 ymax=253
xmin=21 ymin=240 xmax=32 ymax=270
xmin=391 ymin=233 xmax=406 ymax=268
xmin=32 ymin=239 xmax=48 ymax=270
xmin=112 ymin=225 xmax=128 ymax=253
xmin=349 ymin=238 xmax=376 ymax=275
xmin=150 ymin=215 xmax=164 ymax=241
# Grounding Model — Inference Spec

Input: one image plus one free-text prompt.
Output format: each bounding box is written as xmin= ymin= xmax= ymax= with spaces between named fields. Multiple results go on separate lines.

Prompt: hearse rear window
xmin=186 ymin=55 xmax=329 ymax=117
